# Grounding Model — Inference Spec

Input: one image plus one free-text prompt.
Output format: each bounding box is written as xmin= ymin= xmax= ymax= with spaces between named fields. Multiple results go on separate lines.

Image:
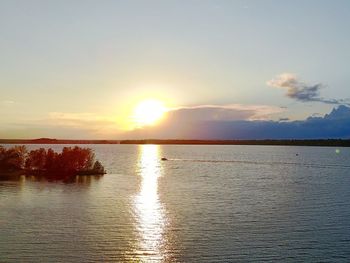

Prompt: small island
xmin=0 ymin=145 xmax=106 ymax=181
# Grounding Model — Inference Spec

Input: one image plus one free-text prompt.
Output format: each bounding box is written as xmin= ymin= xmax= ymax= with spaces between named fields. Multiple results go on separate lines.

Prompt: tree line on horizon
xmin=0 ymin=138 xmax=350 ymax=146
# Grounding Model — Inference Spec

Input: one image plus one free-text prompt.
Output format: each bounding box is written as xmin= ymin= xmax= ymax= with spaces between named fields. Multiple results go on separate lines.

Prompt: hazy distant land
xmin=0 ymin=138 xmax=349 ymax=147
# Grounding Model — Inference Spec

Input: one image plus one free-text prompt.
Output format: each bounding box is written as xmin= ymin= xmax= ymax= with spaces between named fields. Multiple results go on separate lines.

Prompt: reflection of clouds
xmin=134 ymin=145 xmax=165 ymax=261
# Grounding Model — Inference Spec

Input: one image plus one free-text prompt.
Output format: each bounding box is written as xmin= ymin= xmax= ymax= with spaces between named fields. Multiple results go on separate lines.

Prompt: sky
xmin=1 ymin=0 xmax=350 ymax=139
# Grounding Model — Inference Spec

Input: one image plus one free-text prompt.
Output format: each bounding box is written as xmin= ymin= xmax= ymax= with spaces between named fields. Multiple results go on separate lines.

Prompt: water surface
xmin=1 ymin=144 xmax=350 ymax=262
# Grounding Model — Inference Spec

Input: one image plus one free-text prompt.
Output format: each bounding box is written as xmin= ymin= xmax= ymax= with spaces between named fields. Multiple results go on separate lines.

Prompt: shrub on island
xmin=0 ymin=146 xmax=106 ymax=180
xmin=0 ymin=145 xmax=27 ymax=172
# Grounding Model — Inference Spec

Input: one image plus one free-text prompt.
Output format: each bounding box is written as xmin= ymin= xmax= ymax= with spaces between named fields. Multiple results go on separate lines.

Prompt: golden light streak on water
xmin=134 ymin=145 xmax=166 ymax=262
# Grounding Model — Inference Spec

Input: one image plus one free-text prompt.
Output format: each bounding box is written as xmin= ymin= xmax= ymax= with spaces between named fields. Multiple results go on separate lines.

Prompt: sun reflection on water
xmin=134 ymin=145 xmax=166 ymax=262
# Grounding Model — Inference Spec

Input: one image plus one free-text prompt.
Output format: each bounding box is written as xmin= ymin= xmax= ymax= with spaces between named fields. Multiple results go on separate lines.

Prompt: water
xmin=1 ymin=144 xmax=350 ymax=262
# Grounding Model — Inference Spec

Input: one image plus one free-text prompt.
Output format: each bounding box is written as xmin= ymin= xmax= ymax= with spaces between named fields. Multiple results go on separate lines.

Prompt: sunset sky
xmin=1 ymin=1 xmax=350 ymax=139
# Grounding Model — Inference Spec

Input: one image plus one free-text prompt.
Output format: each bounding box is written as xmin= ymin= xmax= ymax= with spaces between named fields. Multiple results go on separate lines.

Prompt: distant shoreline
xmin=0 ymin=138 xmax=350 ymax=147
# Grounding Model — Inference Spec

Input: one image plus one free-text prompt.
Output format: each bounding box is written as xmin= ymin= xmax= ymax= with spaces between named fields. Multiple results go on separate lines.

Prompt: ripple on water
xmin=0 ymin=144 xmax=350 ymax=262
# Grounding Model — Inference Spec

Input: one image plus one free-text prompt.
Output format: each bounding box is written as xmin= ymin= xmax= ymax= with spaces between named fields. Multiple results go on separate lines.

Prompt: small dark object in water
xmin=296 ymin=153 xmax=299 ymax=156
xmin=161 ymin=157 xmax=168 ymax=161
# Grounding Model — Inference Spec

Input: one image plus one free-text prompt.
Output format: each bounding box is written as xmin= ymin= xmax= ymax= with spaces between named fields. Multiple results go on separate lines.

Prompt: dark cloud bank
xmin=128 ymin=105 xmax=350 ymax=140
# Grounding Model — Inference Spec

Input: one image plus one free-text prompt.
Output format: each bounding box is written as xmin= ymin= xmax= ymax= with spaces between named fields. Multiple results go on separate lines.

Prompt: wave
xmin=167 ymin=158 xmax=350 ymax=169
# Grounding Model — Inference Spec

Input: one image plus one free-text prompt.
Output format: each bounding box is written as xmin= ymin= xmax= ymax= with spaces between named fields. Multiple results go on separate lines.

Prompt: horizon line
xmin=1 ymin=138 xmax=350 ymax=147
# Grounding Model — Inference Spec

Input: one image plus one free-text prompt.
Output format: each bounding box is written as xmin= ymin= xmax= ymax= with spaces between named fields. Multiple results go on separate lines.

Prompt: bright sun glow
xmin=132 ymin=99 xmax=167 ymax=127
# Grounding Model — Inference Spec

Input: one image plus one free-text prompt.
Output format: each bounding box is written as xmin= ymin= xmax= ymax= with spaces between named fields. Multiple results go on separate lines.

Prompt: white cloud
xmin=1 ymin=100 xmax=15 ymax=105
xmin=166 ymin=104 xmax=284 ymax=122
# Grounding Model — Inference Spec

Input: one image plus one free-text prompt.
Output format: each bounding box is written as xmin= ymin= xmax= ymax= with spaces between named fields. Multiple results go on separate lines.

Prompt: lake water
xmin=1 ymin=144 xmax=350 ymax=262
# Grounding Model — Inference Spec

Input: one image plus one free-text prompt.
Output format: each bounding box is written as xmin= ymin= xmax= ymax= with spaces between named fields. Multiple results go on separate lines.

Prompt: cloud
xmin=0 ymin=112 xmax=120 ymax=139
xmin=47 ymin=112 xmax=115 ymax=128
xmin=43 ymin=112 xmax=120 ymax=137
xmin=167 ymin=104 xmax=284 ymax=122
xmin=0 ymin=100 xmax=283 ymax=139
xmin=125 ymin=104 xmax=284 ymax=139
xmin=2 ymin=105 xmax=350 ymax=140
xmin=125 ymin=105 xmax=350 ymax=139
xmin=267 ymin=73 xmax=349 ymax=105
xmin=1 ymin=100 xmax=15 ymax=105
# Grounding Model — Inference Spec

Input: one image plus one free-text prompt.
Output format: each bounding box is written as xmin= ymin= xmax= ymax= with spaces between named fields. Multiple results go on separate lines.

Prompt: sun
xmin=132 ymin=99 xmax=167 ymax=127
